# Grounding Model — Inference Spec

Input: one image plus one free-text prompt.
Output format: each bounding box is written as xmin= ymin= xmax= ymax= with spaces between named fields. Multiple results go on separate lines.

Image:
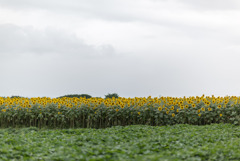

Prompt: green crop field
xmin=0 ymin=124 xmax=240 ymax=161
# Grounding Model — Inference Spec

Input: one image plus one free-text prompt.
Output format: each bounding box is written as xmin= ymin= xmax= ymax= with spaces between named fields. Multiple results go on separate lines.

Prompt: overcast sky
xmin=1 ymin=0 xmax=240 ymax=98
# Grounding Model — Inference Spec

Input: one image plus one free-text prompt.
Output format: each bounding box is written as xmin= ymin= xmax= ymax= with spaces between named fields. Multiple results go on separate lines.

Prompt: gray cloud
xmin=0 ymin=0 xmax=140 ymax=22
xmin=0 ymin=24 xmax=115 ymax=58
xmin=1 ymin=1 xmax=240 ymax=98
xmin=2 ymin=0 xmax=239 ymax=39
xmin=1 ymin=0 xmax=240 ymax=23
xmin=177 ymin=0 xmax=240 ymax=11
xmin=1 ymin=0 xmax=238 ymax=41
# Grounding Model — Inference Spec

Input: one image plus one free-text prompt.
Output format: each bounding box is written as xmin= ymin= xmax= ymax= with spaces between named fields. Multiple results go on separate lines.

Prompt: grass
xmin=0 ymin=124 xmax=240 ymax=160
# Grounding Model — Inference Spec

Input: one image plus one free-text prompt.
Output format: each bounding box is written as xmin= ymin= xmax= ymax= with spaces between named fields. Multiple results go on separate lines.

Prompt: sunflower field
xmin=0 ymin=95 xmax=240 ymax=128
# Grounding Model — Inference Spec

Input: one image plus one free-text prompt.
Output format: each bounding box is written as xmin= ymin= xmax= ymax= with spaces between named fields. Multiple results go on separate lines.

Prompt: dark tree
xmin=105 ymin=93 xmax=119 ymax=99
xmin=11 ymin=96 xmax=24 ymax=98
xmin=58 ymin=94 xmax=92 ymax=99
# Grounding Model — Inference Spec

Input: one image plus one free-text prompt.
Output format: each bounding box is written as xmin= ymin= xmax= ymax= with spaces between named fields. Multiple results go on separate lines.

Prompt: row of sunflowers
xmin=0 ymin=95 xmax=239 ymax=128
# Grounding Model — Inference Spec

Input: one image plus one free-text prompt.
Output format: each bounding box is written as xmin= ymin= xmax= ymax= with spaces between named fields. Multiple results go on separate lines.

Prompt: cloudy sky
xmin=1 ymin=0 xmax=240 ymax=98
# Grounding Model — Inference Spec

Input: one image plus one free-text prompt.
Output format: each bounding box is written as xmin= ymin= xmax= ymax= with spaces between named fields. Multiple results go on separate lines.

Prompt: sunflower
xmin=206 ymin=102 xmax=210 ymax=106
xmin=217 ymin=105 xmax=222 ymax=109
xmin=172 ymin=113 xmax=175 ymax=117
xmin=212 ymin=99 xmax=216 ymax=104
xmin=180 ymin=105 xmax=184 ymax=110
xmin=220 ymin=114 xmax=223 ymax=117
xmin=158 ymin=107 xmax=162 ymax=111
xmin=121 ymin=104 xmax=124 ymax=109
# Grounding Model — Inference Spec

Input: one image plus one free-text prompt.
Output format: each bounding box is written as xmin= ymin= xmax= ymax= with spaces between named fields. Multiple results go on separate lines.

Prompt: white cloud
xmin=0 ymin=24 xmax=116 ymax=58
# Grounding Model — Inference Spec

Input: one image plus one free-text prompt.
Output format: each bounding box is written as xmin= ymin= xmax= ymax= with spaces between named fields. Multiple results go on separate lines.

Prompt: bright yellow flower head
xmin=158 ymin=107 xmax=162 ymax=111
xmin=212 ymin=99 xmax=216 ymax=104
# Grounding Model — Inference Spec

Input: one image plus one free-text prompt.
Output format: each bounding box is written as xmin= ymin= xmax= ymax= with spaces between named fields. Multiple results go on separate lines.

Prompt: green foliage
xmin=0 ymin=102 xmax=240 ymax=128
xmin=0 ymin=124 xmax=240 ymax=160
xmin=58 ymin=94 xmax=92 ymax=99
xmin=105 ymin=93 xmax=119 ymax=99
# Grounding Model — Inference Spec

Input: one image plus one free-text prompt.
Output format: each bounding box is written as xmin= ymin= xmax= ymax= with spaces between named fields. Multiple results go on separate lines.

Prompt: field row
xmin=0 ymin=95 xmax=240 ymax=128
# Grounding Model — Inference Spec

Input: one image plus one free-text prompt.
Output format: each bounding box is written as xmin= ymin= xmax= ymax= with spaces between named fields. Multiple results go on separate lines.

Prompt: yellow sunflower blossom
xmin=180 ymin=105 xmax=184 ymax=110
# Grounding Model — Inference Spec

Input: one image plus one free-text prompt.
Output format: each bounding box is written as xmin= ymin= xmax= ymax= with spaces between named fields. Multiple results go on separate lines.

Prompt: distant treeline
xmin=58 ymin=93 xmax=119 ymax=99
xmin=57 ymin=94 xmax=92 ymax=99
xmin=6 ymin=93 xmax=119 ymax=99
